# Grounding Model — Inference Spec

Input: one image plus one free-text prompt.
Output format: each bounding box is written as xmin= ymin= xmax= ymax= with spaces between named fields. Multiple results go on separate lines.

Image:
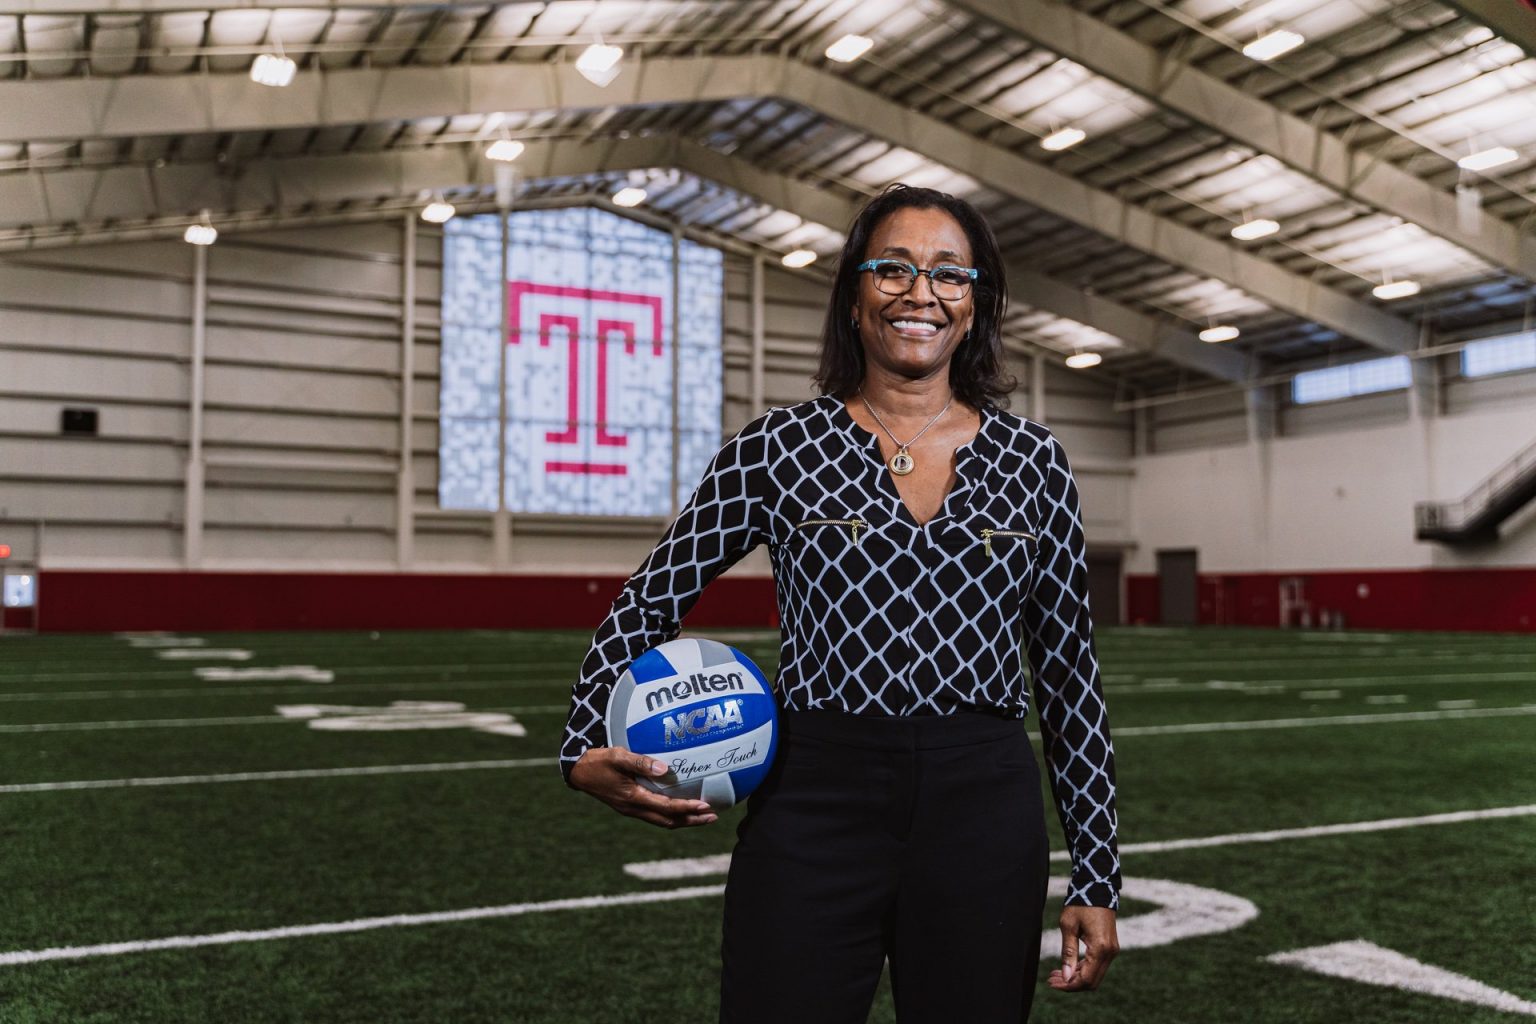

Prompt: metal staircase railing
xmin=1416 ymin=433 xmax=1536 ymax=543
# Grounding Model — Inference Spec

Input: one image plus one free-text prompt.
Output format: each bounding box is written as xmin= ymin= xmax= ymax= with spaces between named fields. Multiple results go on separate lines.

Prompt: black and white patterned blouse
xmin=561 ymin=391 xmax=1121 ymax=909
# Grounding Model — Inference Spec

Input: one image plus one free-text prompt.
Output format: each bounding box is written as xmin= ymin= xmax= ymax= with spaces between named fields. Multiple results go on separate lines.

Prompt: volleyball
xmin=606 ymin=637 xmax=778 ymax=809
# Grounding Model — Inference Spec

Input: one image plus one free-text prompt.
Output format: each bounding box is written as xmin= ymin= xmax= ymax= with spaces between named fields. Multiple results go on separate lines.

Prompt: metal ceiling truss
xmin=0 ymin=132 xmax=1249 ymax=383
xmin=942 ymin=0 xmax=1536 ymax=285
xmin=0 ymin=52 xmax=1418 ymax=357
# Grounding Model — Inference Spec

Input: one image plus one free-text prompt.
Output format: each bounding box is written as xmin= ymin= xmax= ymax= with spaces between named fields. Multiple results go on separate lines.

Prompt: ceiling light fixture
xmin=781 ymin=249 xmax=817 ymax=269
xmin=1041 ymin=127 xmax=1086 ymax=152
xmin=575 ymin=42 xmax=624 ymax=87
xmin=1199 ymin=325 xmax=1240 ymax=343
xmin=1242 ymin=29 xmax=1305 ymax=61
xmin=1457 ymin=146 xmax=1518 ymax=172
xmin=249 ymin=52 xmax=297 ymax=88
xmin=1231 ymin=218 xmax=1280 ymax=241
xmin=1372 ymin=279 xmax=1420 ymax=301
xmin=825 ymin=34 xmax=873 ymax=63
xmin=612 ymin=186 xmax=647 ymax=208
xmin=421 ymin=199 xmax=456 ymax=224
xmin=183 ymin=211 xmax=217 ymax=246
xmin=486 ymin=139 xmax=526 ymax=162
xmin=1065 ymin=352 xmax=1102 ymax=369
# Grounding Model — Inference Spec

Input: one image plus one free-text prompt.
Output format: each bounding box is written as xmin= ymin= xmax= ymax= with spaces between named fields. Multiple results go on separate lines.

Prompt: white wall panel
xmin=3 ymin=215 xmax=1140 ymax=575
xmin=1129 ymin=388 xmax=1536 ymax=574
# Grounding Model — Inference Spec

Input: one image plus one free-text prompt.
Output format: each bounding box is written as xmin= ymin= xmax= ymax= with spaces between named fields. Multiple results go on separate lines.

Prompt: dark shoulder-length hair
xmin=813 ymin=183 xmax=1015 ymax=410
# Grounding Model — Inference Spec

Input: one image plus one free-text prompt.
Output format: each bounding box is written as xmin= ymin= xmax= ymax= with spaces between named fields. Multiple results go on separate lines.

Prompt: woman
xmin=562 ymin=183 xmax=1120 ymax=1022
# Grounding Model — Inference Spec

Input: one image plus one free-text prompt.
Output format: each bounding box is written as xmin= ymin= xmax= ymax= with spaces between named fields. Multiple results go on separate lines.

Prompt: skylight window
xmin=1292 ymin=356 xmax=1412 ymax=404
xmin=1462 ymin=331 xmax=1536 ymax=379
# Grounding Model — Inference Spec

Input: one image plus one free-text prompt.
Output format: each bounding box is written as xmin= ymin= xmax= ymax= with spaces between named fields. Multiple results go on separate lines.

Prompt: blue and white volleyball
xmin=606 ymin=637 xmax=777 ymax=809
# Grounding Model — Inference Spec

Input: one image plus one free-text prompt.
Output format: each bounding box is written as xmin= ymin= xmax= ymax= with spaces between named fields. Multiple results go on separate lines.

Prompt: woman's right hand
xmin=569 ymin=747 xmax=720 ymax=829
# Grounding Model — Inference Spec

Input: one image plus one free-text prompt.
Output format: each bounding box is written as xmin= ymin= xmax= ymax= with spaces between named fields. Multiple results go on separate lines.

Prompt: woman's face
xmin=852 ymin=206 xmax=977 ymax=386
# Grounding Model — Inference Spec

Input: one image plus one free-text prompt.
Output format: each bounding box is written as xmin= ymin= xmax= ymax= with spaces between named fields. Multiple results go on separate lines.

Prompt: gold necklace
xmin=857 ymin=388 xmax=953 ymax=477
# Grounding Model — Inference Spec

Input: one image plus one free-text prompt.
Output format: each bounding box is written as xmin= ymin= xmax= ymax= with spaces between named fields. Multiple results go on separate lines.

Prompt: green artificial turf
xmin=0 ymin=625 xmax=1533 ymax=1023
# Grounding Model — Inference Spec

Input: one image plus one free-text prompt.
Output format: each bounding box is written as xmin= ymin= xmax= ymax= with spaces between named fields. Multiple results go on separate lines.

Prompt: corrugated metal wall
xmin=0 ymin=214 xmax=1136 ymax=577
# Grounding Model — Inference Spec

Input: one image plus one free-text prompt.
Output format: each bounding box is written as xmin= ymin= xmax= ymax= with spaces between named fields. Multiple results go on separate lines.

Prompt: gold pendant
xmin=889 ymin=448 xmax=915 ymax=476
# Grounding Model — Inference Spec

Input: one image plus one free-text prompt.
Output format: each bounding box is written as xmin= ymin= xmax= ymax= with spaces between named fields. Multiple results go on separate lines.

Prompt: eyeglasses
xmin=856 ymin=258 xmax=978 ymax=300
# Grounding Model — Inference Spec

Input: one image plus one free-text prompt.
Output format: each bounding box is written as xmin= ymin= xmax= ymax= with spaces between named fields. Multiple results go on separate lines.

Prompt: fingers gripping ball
xmin=606 ymin=638 xmax=778 ymax=809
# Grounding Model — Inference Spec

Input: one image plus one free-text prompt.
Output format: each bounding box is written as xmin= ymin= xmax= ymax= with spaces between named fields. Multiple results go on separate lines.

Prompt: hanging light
xmin=1041 ymin=127 xmax=1086 ymax=152
xmin=1199 ymin=325 xmax=1240 ymax=343
xmin=486 ymin=139 xmax=525 ymax=162
xmin=1372 ymin=279 xmax=1420 ymax=300
xmin=1231 ymin=218 xmax=1280 ymax=241
xmin=781 ymin=249 xmax=817 ymax=268
xmin=825 ymin=34 xmax=873 ymax=63
xmin=421 ymin=198 xmax=456 ymax=224
xmin=183 ymin=210 xmax=217 ymax=246
xmin=612 ymin=186 xmax=647 ymax=208
xmin=1065 ymin=352 xmax=1102 ymax=369
xmin=249 ymin=52 xmax=297 ymax=88
xmin=1457 ymin=146 xmax=1518 ymax=172
xmin=1242 ymin=29 xmax=1304 ymax=61
xmin=575 ymin=42 xmax=624 ymax=87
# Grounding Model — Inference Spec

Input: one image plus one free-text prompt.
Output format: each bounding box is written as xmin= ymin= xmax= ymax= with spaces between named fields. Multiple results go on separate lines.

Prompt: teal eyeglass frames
xmin=856 ymin=259 xmax=979 ymax=300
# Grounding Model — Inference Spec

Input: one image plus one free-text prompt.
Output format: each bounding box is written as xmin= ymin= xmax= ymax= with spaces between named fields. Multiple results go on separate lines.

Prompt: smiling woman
xmin=563 ymin=183 xmax=1121 ymax=1024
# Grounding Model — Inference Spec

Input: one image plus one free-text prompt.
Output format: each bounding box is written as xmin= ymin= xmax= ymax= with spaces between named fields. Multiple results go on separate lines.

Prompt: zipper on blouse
xmin=796 ymin=518 xmax=867 ymax=544
xmin=978 ymin=527 xmax=1036 ymax=558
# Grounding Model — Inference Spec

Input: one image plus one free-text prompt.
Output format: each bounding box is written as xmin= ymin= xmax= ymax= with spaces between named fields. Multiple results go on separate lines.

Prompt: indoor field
xmin=2 ymin=626 xmax=1534 ymax=1022
xmin=4 ymin=0 xmax=1536 ymax=1022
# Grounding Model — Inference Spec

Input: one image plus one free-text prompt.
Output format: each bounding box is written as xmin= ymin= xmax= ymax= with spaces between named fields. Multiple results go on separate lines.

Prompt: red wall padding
xmin=1126 ymin=567 xmax=1536 ymax=632
xmin=37 ymin=571 xmax=781 ymax=634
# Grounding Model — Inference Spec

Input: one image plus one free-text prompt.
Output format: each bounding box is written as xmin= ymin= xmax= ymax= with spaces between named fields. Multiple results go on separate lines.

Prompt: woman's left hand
xmin=1047 ymin=906 xmax=1119 ymax=992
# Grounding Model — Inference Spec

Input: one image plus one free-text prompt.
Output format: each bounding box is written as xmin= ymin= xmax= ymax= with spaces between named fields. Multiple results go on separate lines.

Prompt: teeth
xmin=891 ymin=320 xmax=939 ymax=332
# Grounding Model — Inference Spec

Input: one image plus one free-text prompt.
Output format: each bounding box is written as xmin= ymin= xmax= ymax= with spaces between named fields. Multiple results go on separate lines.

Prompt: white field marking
xmin=276 ymin=701 xmax=526 ymax=737
xmin=155 ymin=649 xmax=253 ymax=661
xmin=1299 ymin=690 xmax=1342 ymax=700
xmin=1114 ymin=704 xmax=1536 ymax=737
xmin=1294 ymin=633 xmax=1397 ymax=642
xmin=3 ymin=661 xmax=574 ymax=686
xmin=1437 ymin=698 xmax=1477 ymax=710
xmin=1040 ymin=877 xmax=1257 ymax=961
xmin=624 ymin=804 xmax=1536 ymax=882
xmin=1103 ymin=653 xmax=1536 ymax=670
xmin=0 ymin=677 xmax=566 ymax=703
xmin=0 ymin=758 xmax=557 ymax=794
xmin=1267 ymin=941 xmax=1536 ymax=1016
xmin=0 ymin=705 xmax=567 ymax=734
xmin=1365 ymin=694 xmax=1408 ymax=705
xmin=0 ymin=715 xmax=287 ymax=734
xmin=126 ymin=636 xmax=206 ymax=649
xmin=0 ymin=884 xmax=729 ymax=968
xmin=196 ymin=666 xmax=334 ymax=683
xmin=1106 ymin=670 xmax=1536 ymax=696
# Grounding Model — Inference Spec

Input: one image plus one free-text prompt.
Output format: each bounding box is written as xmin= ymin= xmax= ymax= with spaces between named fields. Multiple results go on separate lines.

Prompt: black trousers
xmin=720 ymin=709 xmax=1051 ymax=1024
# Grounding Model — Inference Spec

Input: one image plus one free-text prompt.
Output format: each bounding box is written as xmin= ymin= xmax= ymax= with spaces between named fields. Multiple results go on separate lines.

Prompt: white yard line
xmin=0 ymin=758 xmax=557 ymax=794
xmin=5 ymin=804 xmax=1534 ymax=968
xmin=3 ymin=661 xmax=576 ymax=685
xmin=1114 ymin=704 xmax=1536 ymax=737
xmin=1113 ymin=804 xmax=1536 ymax=855
xmin=624 ymin=804 xmax=1536 ymax=880
xmin=0 ymin=884 xmax=728 ymax=967
xmin=0 ymin=678 xmax=567 ymax=703
xmin=1107 ymin=671 xmax=1536 ymax=696
xmin=0 ymin=706 xmax=568 ymax=734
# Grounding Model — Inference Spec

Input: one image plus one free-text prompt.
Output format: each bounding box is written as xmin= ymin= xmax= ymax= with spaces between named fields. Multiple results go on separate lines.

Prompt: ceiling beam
xmin=1443 ymin=0 xmax=1536 ymax=61
xmin=0 ymin=52 xmax=1409 ymax=354
xmin=0 ymin=0 xmax=491 ymax=9
xmin=942 ymin=0 xmax=1536 ymax=285
xmin=0 ymin=134 xmax=1249 ymax=381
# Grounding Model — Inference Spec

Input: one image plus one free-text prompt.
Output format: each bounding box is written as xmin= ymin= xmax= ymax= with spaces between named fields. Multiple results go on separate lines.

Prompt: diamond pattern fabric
xmin=561 ymin=392 xmax=1121 ymax=908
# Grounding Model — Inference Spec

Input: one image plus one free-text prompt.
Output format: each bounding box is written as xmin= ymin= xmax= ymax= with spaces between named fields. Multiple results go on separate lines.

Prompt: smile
xmin=887 ymin=319 xmax=944 ymax=336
